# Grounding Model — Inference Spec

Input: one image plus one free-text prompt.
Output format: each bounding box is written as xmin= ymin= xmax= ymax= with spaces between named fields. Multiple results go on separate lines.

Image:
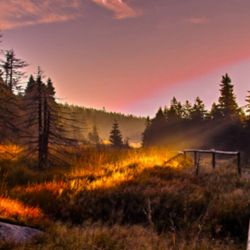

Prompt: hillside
xmin=61 ymin=103 xmax=146 ymax=145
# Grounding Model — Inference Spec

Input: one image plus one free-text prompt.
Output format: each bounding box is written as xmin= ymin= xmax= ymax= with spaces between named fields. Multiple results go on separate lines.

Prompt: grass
xmin=0 ymin=223 xmax=242 ymax=250
xmin=0 ymin=145 xmax=249 ymax=249
xmin=0 ymin=196 xmax=45 ymax=226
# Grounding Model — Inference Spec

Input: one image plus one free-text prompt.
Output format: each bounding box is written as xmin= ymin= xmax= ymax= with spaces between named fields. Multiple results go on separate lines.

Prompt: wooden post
xmin=184 ymin=151 xmax=187 ymax=160
xmin=194 ymin=151 xmax=199 ymax=175
xmin=237 ymin=152 xmax=241 ymax=176
xmin=212 ymin=152 xmax=216 ymax=169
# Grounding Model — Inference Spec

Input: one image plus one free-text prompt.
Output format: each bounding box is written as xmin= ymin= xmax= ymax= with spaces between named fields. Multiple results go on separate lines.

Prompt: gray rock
xmin=0 ymin=222 xmax=43 ymax=243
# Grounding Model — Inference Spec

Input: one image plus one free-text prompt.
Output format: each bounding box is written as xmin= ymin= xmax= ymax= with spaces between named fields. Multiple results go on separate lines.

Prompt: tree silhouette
xmin=23 ymin=70 xmax=82 ymax=169
xmin=191 ymin=97 xmax=206 ymax=121
xmin=218 ymin=74 xmax=239 ymax=118
xmin=0 ymin=50 xmax=28 ymax=92
xmin=109 ymin=120 xmax=123 ymax=148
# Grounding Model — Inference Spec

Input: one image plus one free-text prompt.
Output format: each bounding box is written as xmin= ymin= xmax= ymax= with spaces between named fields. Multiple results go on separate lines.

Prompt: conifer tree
xmin=166 ymin=97 xmax=182 ymax=121
xmin=153 ymin=107 xmax=165 ymax=123
xmin=0 ymin=49 xmax=28 ymax=92
xmin=182 ymin=100 xmax=192 ymax=120
xmin=218 ymin=74 xmax=239 ymax=118
xmin=210 ymin=102 xmax=222 ymax=120
xmin=191 ymin=97 xmax=206 ymax=121
xmin=23 ymin=70 xmax=81 ymax=169
xmin=109 ymin=120 xmax=123 ymax=148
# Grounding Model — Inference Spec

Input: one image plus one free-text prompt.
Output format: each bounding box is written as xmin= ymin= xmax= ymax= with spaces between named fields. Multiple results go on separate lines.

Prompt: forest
xmin=144 ymin=73 xmax=250 ymax=154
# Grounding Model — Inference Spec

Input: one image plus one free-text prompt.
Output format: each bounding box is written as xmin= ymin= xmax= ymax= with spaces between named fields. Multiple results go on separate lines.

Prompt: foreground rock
xmin=0 ymin=222 xmax=43 ymax=243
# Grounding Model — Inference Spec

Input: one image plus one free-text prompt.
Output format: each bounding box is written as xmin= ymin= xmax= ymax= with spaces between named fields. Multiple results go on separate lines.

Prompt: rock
xmin=0 ymin=222 xmax=43 ymax=243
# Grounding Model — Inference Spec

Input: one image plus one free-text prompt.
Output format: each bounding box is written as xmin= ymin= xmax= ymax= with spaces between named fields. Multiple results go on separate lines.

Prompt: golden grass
xmin=0 ymin=196 xmax=44 ymax=223
xmin=68 ymin=148 xmax=180 ymax=190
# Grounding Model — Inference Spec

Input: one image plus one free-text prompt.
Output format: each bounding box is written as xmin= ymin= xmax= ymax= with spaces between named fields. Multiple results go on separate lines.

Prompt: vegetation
xmin=109 ymin=120 xmax=124 ymax=148
xmin=0 ymin=35 xmax=250 ymax=250
xmin=143 ymin=74 xmax=250 ymax=155
xmin=60 ymin=104 xmax=145 ymax=144
xmin=0 ymin=146 xmax=248 ymax=249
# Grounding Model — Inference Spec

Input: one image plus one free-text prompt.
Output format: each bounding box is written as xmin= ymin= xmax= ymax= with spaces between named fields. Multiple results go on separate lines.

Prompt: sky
xmin=1 ymin=0 xmax=250 ymax=117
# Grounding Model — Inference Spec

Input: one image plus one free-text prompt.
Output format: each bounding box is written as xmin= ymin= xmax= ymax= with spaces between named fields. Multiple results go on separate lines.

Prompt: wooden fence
xmin=182 ymin=149 xmax=241 ymax=175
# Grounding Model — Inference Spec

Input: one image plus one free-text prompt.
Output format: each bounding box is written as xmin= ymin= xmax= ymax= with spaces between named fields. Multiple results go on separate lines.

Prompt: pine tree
xmin=23 ymin=71 xmax=81 ymax=169
xmin=25 ymin=75 xmax=36 ymax=95
xmin=153 ymin=107 xmax=165 ymax=123
xmin=210 ymin=102 xmax=222 ymax=120
xmin=182 ymin=100 xmax=192 ymax=120
xmin=166 ymin=97 xmax=182 ymax=121
xmin=218 ymin=74 xmax=239 ymax=118
xmin=109 ymin=120 xmax=123 ymax=148
xmin=0 ymin=50 xmax=28 ymax=92
xmin=191 ymin=97 xmax=206 ymax=121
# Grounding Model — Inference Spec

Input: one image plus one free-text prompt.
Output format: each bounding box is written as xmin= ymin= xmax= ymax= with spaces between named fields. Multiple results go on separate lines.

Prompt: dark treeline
xmin=143 ymin=74 xmax=250 ymax=154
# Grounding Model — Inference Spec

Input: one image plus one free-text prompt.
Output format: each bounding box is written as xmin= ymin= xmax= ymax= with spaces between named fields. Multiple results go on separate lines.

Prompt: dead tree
xmin=22 ymin=73 xmax=83 ymax=169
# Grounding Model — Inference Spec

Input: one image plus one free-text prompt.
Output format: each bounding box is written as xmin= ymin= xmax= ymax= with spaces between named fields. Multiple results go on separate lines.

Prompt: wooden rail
xmin=183 ymin=149 xmax=241 ymax=175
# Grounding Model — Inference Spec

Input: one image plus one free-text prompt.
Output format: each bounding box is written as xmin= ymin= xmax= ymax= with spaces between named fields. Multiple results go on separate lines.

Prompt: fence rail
xmin=182 ymin=149 xmax=241 ymax=175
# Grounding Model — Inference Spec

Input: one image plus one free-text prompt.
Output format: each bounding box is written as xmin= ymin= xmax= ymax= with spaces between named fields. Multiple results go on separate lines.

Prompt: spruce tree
xmin=191 ymin=97 xmax=206 ymax=121
xmin=166 ymin=97 xmax=182 ymax=121
xmin=109 ymin=120 xmax=123 ymax=148
xmin=210 ymin=102 xmax=222 ymax=120
xmin=23 ymin=71 xmax=81 ymax=169
xmin=0 ymin=49 xmax=28 ymax=92
xmin=218 ymin=74 xmax=239 ymax=118
xmin=182 ymin=100 xmax=192 ymax=120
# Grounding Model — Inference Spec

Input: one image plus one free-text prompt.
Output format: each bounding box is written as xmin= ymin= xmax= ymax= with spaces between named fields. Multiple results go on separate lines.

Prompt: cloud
xmin=185 ymin=17 xmax=210 ymax=25
xmin=92 ymin=0 xmax=139 ymax=19
xmin=0 ymin=0 xmax=139 ymax=31
xmin=0 ymin=0 xmax=82 ymax=30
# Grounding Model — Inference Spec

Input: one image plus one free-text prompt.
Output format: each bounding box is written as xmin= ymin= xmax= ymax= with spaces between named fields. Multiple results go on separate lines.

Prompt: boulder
xmin=0 ymin=222 xmax=43 ymax=243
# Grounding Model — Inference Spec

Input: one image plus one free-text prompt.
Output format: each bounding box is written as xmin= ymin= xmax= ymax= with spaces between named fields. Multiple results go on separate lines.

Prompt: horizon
xmin=1 ymin=0 xmax=250 ymax=117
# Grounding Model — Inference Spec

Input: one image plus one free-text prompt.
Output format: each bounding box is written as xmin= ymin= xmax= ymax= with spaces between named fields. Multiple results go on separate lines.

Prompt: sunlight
xmin=0 ymin=196 xmax=44 ymax=222
xmin=0 ymin=144 xmax=23 ymax=160
xmin=67 ymin=149 xmax=179 ymax=190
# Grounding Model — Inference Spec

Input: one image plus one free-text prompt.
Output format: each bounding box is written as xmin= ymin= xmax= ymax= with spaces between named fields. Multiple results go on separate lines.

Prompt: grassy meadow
xmin=0 ymin=145 xmax=248 ymax=249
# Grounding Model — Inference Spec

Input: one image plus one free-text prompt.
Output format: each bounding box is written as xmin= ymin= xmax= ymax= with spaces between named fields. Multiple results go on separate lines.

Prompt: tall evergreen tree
xmin=0 ymin=50 xmax=28 ymax=92
xmin=166 ymin=97 xmax=182 ymax=121
xmin=109 ymin=120 xmax=123 ymax=148
xmin=218 ymin=74 xmax=239 ymax=118
xmin=191 ymin=97 xmax=206 ymax=121
xmin=182 ymin=100 xmax=192 ymax=120
xmin=23 ymin=71 xmax=81 ymax=169
xmin=210 ymin=102 xmax=222 ymax=120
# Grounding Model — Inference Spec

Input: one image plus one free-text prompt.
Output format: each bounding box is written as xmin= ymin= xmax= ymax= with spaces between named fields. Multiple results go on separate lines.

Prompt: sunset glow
xmin=1 ymin=0 xmax=250 ymax=116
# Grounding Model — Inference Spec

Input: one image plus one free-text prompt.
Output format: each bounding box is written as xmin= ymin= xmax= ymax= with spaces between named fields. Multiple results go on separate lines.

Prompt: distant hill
xmin=60 ymin=104 xmax=146 ymax=145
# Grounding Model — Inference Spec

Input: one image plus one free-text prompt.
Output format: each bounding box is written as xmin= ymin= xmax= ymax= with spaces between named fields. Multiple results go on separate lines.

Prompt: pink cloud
xmin=0 ymin=0 xmax=82 ymax=30
xmin=185 ymin=17 xmax=210 ymax=25
xmin=92 ymin=0 xmax=139 ymax=19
